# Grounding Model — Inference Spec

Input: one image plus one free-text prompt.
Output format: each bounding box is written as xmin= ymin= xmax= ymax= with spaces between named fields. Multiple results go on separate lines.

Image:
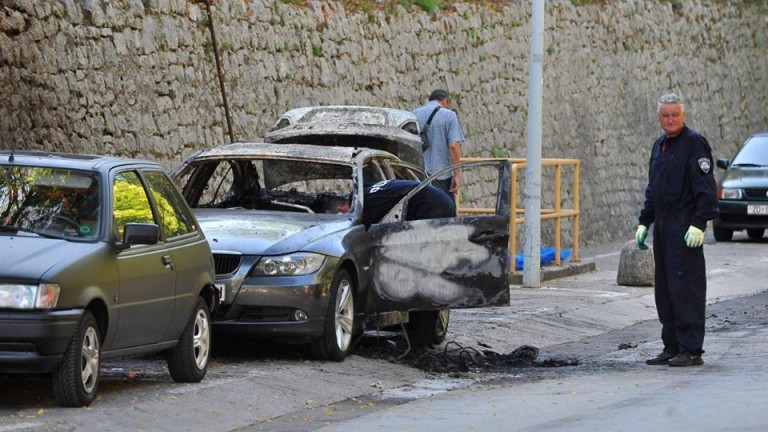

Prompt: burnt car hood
xmin=720 ymin=165 xmax=768 ymax=189
xmin=0 ymin=235 xmax=103 ymax=281
xmin=193 ymin=209 xmax=354 ymax=255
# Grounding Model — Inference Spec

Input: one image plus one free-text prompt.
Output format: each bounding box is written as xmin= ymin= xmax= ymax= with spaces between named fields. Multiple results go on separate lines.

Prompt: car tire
xmin=713 ymin=226 xmax=733 ymax=242
xmin=52 ymin=311 xmax=100 ymax=407
xmin=167 ymin=298 xmax=211 ymax=382
xmin=407 ymin=309 xmax=450 ymax=347
xmin=747 ymin=228 xmax=764 ymax=240
xmin=311 ymin=269 xmax=355 ymax=361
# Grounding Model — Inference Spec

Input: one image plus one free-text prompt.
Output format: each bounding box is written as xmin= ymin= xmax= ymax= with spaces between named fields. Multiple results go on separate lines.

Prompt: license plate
xmin=215 ymin=283 xmax=226 ymax=302
xmin=747 ymin=204 xmax=768 ymax=215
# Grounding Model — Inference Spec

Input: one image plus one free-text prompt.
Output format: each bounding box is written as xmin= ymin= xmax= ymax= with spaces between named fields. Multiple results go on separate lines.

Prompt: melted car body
xmin=172 ymin=142 xmax=510 ymax=360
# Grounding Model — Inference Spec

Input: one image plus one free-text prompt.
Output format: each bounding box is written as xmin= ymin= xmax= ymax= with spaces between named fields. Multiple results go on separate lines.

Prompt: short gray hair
xmin=657 ymin=93 xmax=685 ymax=113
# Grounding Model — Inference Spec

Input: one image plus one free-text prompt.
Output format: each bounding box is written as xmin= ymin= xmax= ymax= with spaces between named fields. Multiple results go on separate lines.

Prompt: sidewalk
xmin=449 ymin=234 xmax=768 ymax=354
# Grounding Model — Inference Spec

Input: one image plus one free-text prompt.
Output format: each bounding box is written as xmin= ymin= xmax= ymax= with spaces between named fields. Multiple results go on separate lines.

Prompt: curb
xmin=509 ymin=260 xmax=598 ymax=285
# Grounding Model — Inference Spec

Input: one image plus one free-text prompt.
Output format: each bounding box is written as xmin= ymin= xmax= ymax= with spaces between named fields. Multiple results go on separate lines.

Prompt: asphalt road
xmin=313 ymin=290 xmax=768 ymax=432
xmin=1 ymin=233 xmax=766 ymax=431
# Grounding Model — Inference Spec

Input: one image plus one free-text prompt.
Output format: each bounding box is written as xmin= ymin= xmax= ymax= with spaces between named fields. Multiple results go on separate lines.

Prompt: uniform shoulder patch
xmin=697 ymin=157 xmax=711 ymax=174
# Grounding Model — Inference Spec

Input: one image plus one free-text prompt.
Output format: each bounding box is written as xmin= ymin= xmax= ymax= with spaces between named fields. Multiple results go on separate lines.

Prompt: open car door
xmin=366 ymin=160 xmax=511 ymax=312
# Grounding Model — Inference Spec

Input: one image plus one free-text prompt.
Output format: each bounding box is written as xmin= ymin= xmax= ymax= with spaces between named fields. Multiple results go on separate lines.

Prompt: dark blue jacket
xmin=639 ymin=125 xmax=718 ymax=230
xmin=362 ymin=179 xmax=456 ymax=228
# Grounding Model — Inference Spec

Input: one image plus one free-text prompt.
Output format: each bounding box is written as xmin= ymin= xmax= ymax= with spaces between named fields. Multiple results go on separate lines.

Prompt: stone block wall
xmin=1 ymin=0 xmax=766 ymax=245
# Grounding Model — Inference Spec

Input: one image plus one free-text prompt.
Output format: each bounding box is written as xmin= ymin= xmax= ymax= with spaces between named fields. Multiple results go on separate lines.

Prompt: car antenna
xmin=8 ymin=132 xmax=19 ymax=162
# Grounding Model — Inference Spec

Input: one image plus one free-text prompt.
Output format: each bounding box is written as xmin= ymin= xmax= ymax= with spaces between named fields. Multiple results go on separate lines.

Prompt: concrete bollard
xmin=617 ymin=240 xmax=654 ymax=287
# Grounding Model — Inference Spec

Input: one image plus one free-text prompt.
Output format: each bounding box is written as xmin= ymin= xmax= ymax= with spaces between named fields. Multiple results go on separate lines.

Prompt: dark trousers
xmin=652 ymin=216 xmax=707 ymax=355
xmin=435 ymin=178 xmax=452 ymax=195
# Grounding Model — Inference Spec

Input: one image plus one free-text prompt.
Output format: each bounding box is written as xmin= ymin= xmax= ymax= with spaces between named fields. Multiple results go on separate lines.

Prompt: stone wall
xmin=1 ymin=0 xmax=767 ymax=245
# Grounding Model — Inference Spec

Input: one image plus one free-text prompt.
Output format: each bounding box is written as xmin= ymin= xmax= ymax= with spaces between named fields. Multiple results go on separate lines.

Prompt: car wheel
xmin=713 ymin=226 xmax=733 ymax=242
xmin=747 ymin=228 xmax=765 ymax=240
xmin=407 ymin=309 xmax=451 ymax=347
xmin=167 ymin=298 xmax=211 ymax=382
xmin=311 ymin=269 xmax=355 ymax=361
xmin=52 ymin=311 xmax=100 ymax=407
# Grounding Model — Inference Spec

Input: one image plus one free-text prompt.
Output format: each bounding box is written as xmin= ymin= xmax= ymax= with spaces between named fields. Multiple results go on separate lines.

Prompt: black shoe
xmin=668 ymin=352 xmax=704 ymax=367
xmin=645 ymin=351 xmax=675 ymax=365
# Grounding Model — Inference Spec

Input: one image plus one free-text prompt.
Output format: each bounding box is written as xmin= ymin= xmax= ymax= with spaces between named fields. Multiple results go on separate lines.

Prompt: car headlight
xmin=0 ymin=283 xmax=61 ymax=309
xmin=252 ymin=253 xmax=326 ymax=276
xmin=719 ymin=188 xmax=742 ymax=200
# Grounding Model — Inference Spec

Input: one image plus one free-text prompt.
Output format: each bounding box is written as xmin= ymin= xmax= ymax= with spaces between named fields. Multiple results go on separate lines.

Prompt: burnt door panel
xmin=367 ymin=160 xmax=511 ymax=312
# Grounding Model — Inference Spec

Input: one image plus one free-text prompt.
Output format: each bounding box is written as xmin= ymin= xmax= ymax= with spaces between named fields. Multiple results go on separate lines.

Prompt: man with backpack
xmin=413 ymin=89 xmax=465 ymax=195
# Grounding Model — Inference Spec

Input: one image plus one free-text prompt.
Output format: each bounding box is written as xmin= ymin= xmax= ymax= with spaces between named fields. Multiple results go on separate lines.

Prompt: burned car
xmin=0 ymin=150 xmax=216 ymax=407
xmin=265 ymin=105 xmax=424 ymax=167
xmin=172 ymin=142 xmax=511 ymax=360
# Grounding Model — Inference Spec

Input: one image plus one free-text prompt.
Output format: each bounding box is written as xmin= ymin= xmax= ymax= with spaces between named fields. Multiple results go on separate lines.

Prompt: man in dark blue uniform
xmin=362 ymin=179 xmax=456 ymax=228
xmin=636 ymin=93 xmax=718 ymax=367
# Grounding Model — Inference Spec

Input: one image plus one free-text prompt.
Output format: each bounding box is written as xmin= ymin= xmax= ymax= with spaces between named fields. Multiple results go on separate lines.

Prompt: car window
xmin=113 ymin=171 xmax=155 ymax=239
xmin=0 ymin=166 xmax=100 ymax=239
xmin=732 ymin=136 xmax=768 ymax=166
xmin=143 ymin=170 xmax=197 ymax=239
xmin=179 ymin=158 xmax=352 ymax=214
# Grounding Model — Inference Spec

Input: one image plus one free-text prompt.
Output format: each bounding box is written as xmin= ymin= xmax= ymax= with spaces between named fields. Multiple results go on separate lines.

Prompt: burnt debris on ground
xmin=354 ymin=333 xmax=579 ymax=373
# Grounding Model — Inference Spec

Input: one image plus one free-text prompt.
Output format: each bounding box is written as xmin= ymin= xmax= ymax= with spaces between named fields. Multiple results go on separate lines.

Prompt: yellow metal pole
xmin=573 ymin=160 xmax=580 ymax=262
xmin=510 ymin=162 xmax=518 ymax=274
xmin=554 ymin=163 xmax=561 ymax=266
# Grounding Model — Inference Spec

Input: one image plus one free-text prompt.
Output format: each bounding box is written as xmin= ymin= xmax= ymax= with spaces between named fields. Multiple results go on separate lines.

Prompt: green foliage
xmin=113 ymin=182 xmax=155 ymax=235
xmin=546 ymin=44 xmax=556 ymax=56
xmin=659 ymin=0 xmax=684 ymax=12
xmin=489 ymin=142 xmax=506 ymax=158
xmin=312 ymin=44 xmax=323 ymax=57
xmin=414 ymin=0 xmax=445 ymax=13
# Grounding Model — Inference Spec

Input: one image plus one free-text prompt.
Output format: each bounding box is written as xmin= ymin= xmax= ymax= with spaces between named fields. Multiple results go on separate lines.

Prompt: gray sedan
xmin=173 ymin=142 xmax=511 ymax=360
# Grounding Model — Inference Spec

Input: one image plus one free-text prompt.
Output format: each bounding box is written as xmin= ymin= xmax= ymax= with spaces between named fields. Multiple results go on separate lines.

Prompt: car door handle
xmin=469 ymin=232 xmax=508 ymax=243
xmin=162 ymin=255 xmax=174 ymax=270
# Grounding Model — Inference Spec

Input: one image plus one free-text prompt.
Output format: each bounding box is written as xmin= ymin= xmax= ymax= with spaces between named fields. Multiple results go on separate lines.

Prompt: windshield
xmin=0 ymin=165 xmax=101 ymax=239
xmin=178 ymin=158 xmax=353 ymax=214
xmin=732 ymin=136 xmax=768 ymax=166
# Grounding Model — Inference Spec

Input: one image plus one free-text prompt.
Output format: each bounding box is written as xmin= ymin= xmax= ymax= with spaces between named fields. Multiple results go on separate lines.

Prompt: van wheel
xmin=747 ymin=228 xmax=764 ymax=240
xmin=713 ymin=227 xmax=733 ymax=242
xmin=407 ymin=309 xmax=450 ymax=347
xmin=168 ymin=298 xmax=211 ymax=382
xmin=312 ymin=269 xmax=355 ymax=361
xmin=52 ymin=311 xmax=100 ymax=407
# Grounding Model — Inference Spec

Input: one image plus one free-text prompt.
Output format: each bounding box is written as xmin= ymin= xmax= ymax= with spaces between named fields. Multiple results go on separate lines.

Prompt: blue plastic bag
xmin=514 ymin=247 xmax=572 ymax=270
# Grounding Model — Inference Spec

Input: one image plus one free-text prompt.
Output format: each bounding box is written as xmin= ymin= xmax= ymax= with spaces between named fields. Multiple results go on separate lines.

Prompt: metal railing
xmin=456 ymin=157 xmax=580 ymax=274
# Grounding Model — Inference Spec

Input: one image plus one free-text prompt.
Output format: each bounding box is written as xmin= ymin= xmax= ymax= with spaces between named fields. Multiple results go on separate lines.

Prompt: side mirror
xmin=123 ymin=223 xmax=160 ymax=246
xmin=716 ymin=159 xmax=730 ymax=170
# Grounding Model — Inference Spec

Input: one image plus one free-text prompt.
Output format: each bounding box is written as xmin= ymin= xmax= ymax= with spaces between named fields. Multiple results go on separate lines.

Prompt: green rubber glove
xmin=684 ymin=225 xmax=704 ymax=248
xmin=635 ymin=225 xmax=648 ymax=250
